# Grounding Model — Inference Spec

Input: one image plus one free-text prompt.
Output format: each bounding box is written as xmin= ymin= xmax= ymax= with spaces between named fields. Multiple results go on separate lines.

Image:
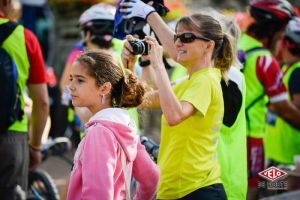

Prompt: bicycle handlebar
xmin=140 ymin=136 xmax=159 ymax=162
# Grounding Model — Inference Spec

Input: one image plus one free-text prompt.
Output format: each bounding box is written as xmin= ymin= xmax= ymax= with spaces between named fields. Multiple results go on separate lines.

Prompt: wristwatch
xmin=138 ymin=57 xmax=151 ymax=67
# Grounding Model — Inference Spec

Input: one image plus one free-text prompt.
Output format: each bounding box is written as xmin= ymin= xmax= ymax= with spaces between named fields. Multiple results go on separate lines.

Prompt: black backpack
xmin=0 ymin=21 xmax=24 ymax=133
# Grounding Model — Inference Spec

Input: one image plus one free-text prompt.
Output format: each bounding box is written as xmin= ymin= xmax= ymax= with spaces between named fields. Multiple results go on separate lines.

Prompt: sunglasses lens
xmin=174 ymin=33 xmax=210 ymax=43
xmin=174 ymin=33 xmax=196 ymax=43
xmin=180 ymin=33 xmax=195 ymax=43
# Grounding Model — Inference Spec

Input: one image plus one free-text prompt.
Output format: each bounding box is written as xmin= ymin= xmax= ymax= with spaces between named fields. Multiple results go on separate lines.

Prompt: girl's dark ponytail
xmin=111 ymin=69 xmax=146 ymax=108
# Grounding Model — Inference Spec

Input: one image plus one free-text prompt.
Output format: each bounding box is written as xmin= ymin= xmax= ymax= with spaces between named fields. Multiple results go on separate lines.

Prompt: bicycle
xmin=27 ymin=137 xmax=72 ymax=200
xmin=140 ymin=136 xmax=159 ymax=163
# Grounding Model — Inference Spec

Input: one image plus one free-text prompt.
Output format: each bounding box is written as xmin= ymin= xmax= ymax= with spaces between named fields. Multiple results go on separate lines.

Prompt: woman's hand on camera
xmin=145 ymin=36 xmax=164 ymax=69
xmin=122 ymin=35 xmax=137 ymax=72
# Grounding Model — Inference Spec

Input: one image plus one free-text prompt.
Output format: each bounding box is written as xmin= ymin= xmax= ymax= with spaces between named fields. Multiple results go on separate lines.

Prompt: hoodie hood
xmin=85 ymin=108 xmax=139 ymax=162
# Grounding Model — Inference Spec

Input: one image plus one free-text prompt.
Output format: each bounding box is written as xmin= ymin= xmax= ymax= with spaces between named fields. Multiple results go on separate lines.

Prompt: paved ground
xmin=39 ymin=149 xmax=75 ymax=200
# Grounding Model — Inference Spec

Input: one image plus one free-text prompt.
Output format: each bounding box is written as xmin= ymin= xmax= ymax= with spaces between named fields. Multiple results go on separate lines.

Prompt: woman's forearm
xmin=139 ymin=90 xmax=160 ymax=109
xmin=141 ymin=66 xmax=157 ymax=88
xmin=154 ymin=66 xmax=184 ymax=126
xmin=147 ymin=12 xmax=177 ymax=60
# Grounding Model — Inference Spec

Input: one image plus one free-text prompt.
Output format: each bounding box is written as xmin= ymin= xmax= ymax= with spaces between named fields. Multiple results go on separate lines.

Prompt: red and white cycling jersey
xmin=255 ymin=55 xmax=288 ymax=103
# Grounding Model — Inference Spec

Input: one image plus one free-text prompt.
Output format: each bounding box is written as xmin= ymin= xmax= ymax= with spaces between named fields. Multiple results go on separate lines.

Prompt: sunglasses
xmin=173 ymin=33 xmax=211 ymax=43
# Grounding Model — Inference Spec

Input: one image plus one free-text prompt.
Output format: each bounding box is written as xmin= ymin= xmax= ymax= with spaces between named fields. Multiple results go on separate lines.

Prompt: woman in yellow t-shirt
xmin=122 ymin=13 xmax=234 ymax=199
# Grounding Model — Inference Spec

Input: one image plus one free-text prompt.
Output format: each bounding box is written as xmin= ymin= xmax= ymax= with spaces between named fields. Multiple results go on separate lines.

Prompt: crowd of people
xmin=0 ymin=0 xmax=300 ymax=199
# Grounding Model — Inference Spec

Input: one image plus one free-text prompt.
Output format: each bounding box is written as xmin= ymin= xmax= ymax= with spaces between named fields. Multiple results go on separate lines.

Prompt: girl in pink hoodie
xmin=67 ymin=50 xmax=159 ymax=200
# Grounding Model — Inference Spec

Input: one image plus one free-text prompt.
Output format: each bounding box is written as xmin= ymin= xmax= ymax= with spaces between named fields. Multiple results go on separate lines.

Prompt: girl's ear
xmin=99 ymin=82 xmax=112 ymax=96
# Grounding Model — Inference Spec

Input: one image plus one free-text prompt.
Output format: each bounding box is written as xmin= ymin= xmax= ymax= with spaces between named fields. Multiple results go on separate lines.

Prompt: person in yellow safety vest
xmin=59 ymin=3 xmax=141 ymax=142
xmin=237 ymin=1 xmax=300 ymax=199
xmin=0 ymin=0 xmax=49 ymax=198
xmin=265 ymin=17 xmax=300 ymax=166
xmin=216 ymin=15 xmax=247 ymax=200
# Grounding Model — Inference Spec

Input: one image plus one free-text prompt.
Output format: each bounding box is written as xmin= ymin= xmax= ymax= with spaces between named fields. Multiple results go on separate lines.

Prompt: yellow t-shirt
xmin=157 ymin=68 xmax=224 ymax=199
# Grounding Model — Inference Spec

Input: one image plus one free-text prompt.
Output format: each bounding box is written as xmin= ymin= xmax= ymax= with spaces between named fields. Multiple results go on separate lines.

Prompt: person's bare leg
xmin=61 ymin=175 xmax=70 ymax=200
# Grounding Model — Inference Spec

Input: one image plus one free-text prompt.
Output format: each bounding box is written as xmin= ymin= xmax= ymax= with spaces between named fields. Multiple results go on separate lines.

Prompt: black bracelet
xmin=138 ymin=57 xmax=151 ymax=68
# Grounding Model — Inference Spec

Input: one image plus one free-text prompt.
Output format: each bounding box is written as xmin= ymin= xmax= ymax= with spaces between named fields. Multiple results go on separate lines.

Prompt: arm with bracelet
xmin=139 ymin=56 xmax=159 ymax=89
xmin=28 ymin=83 xmax=49 ymax=168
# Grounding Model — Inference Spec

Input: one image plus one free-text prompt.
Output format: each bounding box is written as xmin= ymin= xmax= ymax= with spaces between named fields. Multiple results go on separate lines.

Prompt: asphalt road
xmin=39 ymin=149 xmax=74 ymax=199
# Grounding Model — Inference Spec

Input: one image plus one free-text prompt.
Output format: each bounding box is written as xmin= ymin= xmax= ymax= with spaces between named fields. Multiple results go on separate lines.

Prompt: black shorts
xmin=0 ymin=131 xmax=29 ymax=199
xmin=179 ymin=183 xmax=227 ymax=200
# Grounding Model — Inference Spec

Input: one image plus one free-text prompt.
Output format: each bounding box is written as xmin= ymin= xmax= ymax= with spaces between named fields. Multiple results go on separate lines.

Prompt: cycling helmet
xmin=79 ymin=3 xmax=116 ymax=48
xmin=250 ymin=0 xmax=295 ymax=23
xmin=79 ymin=3 xmax=115 ymax=26
xmin=284 ymin=17 xmax=300 ymax=48
xmin=79 ymin=3 xmax=115 ymax=34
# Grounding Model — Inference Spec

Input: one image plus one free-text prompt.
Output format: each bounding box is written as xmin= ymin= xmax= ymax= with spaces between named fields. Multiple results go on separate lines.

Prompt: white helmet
xmin=79 ymin=3 xmax=115 ymax=27
xmin=79 ymin=3 xmax=116 ymax=48
xmin=284 ymin=17 xmax=300 ymax=48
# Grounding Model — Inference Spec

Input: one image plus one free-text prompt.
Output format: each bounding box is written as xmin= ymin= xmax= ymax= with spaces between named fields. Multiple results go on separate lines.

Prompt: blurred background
xmin=13 ymin=0 xmax=300 ymax=199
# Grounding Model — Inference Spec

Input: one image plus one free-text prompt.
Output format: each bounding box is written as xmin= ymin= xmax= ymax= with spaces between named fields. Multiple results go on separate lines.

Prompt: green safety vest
xmin=218 ymin=71 xmax=247 ymax=200
xmin=238 ymin=33 xmax=270 ymax=138
xmin=264 ymin=62 xmax=300 ymax=164
xmin=112 ymin=38 xmax=124 ymax=56
xmin=1 ymin=19 xmax=30 ymax=132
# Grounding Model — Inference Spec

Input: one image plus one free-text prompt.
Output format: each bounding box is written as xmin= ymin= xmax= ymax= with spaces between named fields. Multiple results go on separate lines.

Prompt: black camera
xmin=129 ymin=40 xmax=148 ymax=55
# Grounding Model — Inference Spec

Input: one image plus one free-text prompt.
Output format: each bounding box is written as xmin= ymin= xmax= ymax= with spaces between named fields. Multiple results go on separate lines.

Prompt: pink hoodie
xmin=67 ymin=108 xmax=159 ymax=200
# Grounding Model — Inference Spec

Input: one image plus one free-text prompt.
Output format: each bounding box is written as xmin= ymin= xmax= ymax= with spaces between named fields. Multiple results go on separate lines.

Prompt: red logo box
xmin=258 ymin=167 xmax=287 ymax=182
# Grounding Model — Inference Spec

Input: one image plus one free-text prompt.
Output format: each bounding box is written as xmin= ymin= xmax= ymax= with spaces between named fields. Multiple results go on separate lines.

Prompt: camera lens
xmin=129 ymin=40 xmax=148 ymax=55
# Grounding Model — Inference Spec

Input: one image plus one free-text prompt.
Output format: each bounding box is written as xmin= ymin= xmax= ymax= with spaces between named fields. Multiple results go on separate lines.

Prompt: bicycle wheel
xmin=27 ymin=169 xmax=60 ymax=200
